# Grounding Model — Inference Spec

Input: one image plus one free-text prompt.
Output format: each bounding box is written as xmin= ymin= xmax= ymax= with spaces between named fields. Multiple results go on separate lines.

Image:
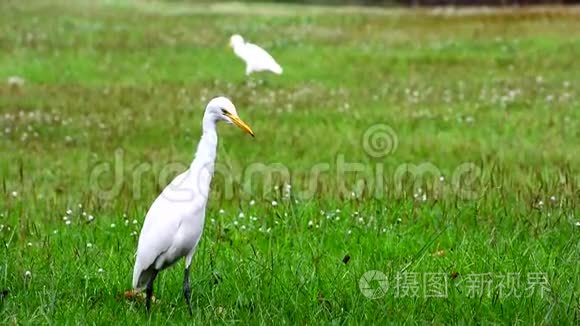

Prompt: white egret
xmin=229 ymin=34 xmax=283 ymax=76
xmin=131 ymin=97 xmax=254 ymax=314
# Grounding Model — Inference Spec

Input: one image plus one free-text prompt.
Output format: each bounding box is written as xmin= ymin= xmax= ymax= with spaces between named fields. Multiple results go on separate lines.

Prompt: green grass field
xmin=1 ymin=0 xmax=579 ymax=323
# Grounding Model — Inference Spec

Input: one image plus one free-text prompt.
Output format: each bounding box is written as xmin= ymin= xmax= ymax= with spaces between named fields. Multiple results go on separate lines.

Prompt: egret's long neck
xmin=194 ymin=114 xmax=218 ymax=165
xmin=233 ymin=42 xmax=245 ymax=57
xmin=189 ymin=113 xmax=218 ymax=196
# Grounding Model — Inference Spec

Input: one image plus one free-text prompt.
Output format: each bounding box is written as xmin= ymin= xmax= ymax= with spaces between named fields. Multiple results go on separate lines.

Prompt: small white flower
xmin=396 ymin=218 xmax=402 ymax=223
xmin=78 ymin=204 xmax=83 ymax=208
xmin=123 ymin=213 xmax=127 ymax=218
xmin=88 ymin=215 xmax=94 ymax=221
xmin=249 ymin=200 xmax=255 ymax=206
xmin=63 ymin=216 xmax=68 ymax=221
xmin=110 ymin=223 xmax=116 ymax=228
xmin=439 ymin=176 xmax=445 ymax=182
xmin=308 ymin=220 xmax=314 ymax=227
xmin=24 ymin=270 xmax=32 ymax=277
xmin=82 ymin=212 xmax=87 ymax=217
xmin=335 ymin=209 xmax=341 ymax=213
xmin=87 ymin=243 xmax=93 ymax=248
xmin=358 ymin=217 xmax=364 ymax=223
xmin=241 ymin=225 xmax=246 ymax=230
xmin=271 ymin=200 xmax=278 ymax=207
xmin=53 ymin=230 xmax=58 ymax=234
xmin=238 ymin=212 xmax=245 ymax=218
xmin=124 ymin=219 xmax=129 ymax=226
xmin=382 ymin=228 xmax=387 ymax=233
xmin=7 ymin=76 xmax=25 ymax=87
xmin=550 ymin=196 xmax=556 ymax=202
xmin=538 ymin=200 xmax=544 ymax=207
xmin=233 ymin=221 xmax=238 ymax=226
xmin=66 ymin=209 xmax=72 ymax=215
xmin=65 ymin=220 xmax=71 ymax=225
xmin=211 ymin=218 xmax=216 ymax=223
xmin=219 ymin=209 xmax=225 ymax=214
xmin=27 ymin=242 xmax=32 ymax=247
xmin=258 ymin=227 xmax=263 ymax=232
xmin=130 ymin=231 xmax=138 ymax=236
xmin=98 ymin=268 xmax=104 ymax=273
xmin=11 ymin=191 xmax=18 ymax=197
xmin=266 ymin=228 xmax=271 ymax=233
xmin=132 ymin=219 xmax=138 ymax=224
xmin=421 ymin=193 xmax=427 ymax=202
xmin=575 ymin=221 xmax=580 ymax=227
xmin=347 ymin=230 xmax=352 ymax=235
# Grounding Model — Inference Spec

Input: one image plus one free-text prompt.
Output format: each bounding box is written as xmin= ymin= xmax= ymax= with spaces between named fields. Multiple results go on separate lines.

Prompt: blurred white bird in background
xmin=229 ymin=34 xmax=283 ymax=76
xmin=131 ymin=97 xmax=254 ymax=314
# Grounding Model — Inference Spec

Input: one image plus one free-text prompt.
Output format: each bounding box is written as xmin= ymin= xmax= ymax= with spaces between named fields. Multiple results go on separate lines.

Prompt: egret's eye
xmin=221 ymin=109 xmax=228 ymax=115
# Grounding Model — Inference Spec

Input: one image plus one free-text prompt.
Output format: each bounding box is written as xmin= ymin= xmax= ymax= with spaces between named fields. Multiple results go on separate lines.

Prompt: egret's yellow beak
xmin=225 ymin=112 xmax=254 ymax=137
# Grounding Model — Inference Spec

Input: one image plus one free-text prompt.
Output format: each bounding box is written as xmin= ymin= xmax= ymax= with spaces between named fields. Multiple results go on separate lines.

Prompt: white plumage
xmin=230 ymin=34 xmax=283 ymax=76
xmin=131 ymin=97 xmax=254 ymax=314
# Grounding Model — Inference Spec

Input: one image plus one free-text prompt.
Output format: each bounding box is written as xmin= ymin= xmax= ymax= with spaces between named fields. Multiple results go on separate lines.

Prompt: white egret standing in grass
xmin=131 ymin=97 xmax=254 ymax=314
xmin=229 ymin=34 xmax=283 ymax=76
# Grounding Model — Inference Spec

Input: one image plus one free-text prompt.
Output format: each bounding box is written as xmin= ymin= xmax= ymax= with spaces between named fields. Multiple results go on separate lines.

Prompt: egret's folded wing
xmin=132 ymin=172 xmax=192 ymax=289
xmin=132 ymin=199 xmax=180 ymax=289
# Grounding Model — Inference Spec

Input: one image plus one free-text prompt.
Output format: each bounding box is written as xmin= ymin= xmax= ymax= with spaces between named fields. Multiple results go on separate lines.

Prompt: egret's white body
xmin=132 ymin=170 xmax=208 ymax=289
xmin=131 ymin=97 xmax=254 ymax=313
xmin=230 ymin=34 xmax=283 ymax=76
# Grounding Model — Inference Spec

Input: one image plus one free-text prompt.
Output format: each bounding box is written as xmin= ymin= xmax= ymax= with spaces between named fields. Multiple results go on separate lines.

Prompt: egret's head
xmin=229 ymin=34 xmax=244 ymax=48
xmin=206 ymin=97 xmax=254 ymax=137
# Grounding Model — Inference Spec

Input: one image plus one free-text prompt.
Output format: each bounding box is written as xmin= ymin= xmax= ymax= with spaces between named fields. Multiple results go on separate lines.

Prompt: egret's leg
xmin=183 ymin=266 xmax=193 ymax=316
xmin=145 ymin=270 xmax=158 ymax=313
